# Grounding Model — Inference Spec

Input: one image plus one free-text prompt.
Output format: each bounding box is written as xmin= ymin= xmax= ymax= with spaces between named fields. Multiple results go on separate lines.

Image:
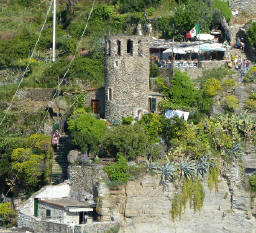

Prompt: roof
xmin=39 ymin=198 xmax=96 ymax=209
xmin=150 ymin=38 xmax=227 ymax=53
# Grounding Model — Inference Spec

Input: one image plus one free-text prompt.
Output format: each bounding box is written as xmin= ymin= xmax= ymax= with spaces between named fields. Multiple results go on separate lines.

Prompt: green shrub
xmin=223 ymin=95 xmax=238 ymax=112
xmin=249 ymin=174 xmax=256 ymax=193
xmin=68 ymin=108 xmax=106 ymax=155
xmin=245 ymin=99 xmax=256 ymax=112
xmin=212 ymin=0 xmax=232 ymax=22
xmin=222 ymin=78 xmax=236 ymax=90
xmin=102 ymin=124 xmax=150 ymax=160
xmin=122 ymin=116 xmax=133 ymax=125
xmin=104 ymin=155 xmax=130 ymax=185
xmin=203 ymin=78 xmax=222 ymax=96
xmin=157 ymin=71 xmax=199 ymax=110
xmin=0 ymin=202 xmax=17 ymax=227
xmin=150 ymin=64 xmax=160 ymax=77
xmin=244 ymin=66 xmax=256 ymax=83
xmin=247 ymin=22 xmax=256 ymax=48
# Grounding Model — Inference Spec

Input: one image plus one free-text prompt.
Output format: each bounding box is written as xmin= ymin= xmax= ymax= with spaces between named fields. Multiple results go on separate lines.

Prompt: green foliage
xmin=104 ymin=155 xmax=130 ymax=185
xmin=203 ymin=78 xmax=222 ymax=96
xmin=150 ymin=64 xmax=160 ymax=77
xmin=212 ymin=0 xmax=232 ymax=22
xmin=102 ymin=124 xmax=151 ymax=160
xmin=11 ymin=148 xmax=45 ymax=188
xmin=122 ymin=116 xmax=133 ymax=125
xmin=158 ymin=0 xmax=211 ymax=40
xmin=171 ymin=179 xmax=205 ymax=221
xmin=68 ymin=108 xmax=106 ymax=155
xmin=247 ymin=22 xmax=256 ymax=48
xmin=223 ymin=95 xmax=238 ymax=112
xmin=157 ymin=71 xmax=199 ymax=110
xmin=249 ymin=174 xmax=256 ymax=193
xmin=118 ymin=0 xmax=162 ymax=13
xmin=244 ymin=66 xmax=256 ymax=83
xmin=208 ymin=158 xmax=220 ymax=191
xmin=245 ymin=99 xmax=256 ymax=112
xmin=104 ymin=225 xmax=120 ymax=233
xmin=138 ymin=113 xmax=161 ymax=143
xmin=0 ymin=202 xmax=17 ymax=227
xmin=222 ymin=78 xmax=236 ymax=90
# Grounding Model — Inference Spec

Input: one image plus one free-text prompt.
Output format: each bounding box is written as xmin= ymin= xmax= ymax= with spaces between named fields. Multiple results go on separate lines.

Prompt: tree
xmin=0 ymin=203 xmax=17 ymax=227
xmin=158 ymin=0 xmax=212 ymax=40
xmin=157 ymin=71 xmax=199 ymax=110
xmin=68 ymin=108 xmax=106 ymax=155
xmin=212 ymin=0 xmax=232 ymax=23
xmin=247 ymin=22 xmax=256 ymax=49
xmin=102 ymin=124 xmax=151 ymax=160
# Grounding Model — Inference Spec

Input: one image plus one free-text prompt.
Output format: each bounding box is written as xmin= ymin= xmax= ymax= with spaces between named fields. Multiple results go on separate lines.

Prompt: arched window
xmin=117 ymin=40 xmax=121 ymax=56
xmin=138 ymin=40 xmax=143 ymax=56
xmin=108 ymin=88 xmax=112 ymax=101
xmin=107 ymin=40 xmax=111 ymax=56
xmin=127 ymin=39 xmax=133 ymax=56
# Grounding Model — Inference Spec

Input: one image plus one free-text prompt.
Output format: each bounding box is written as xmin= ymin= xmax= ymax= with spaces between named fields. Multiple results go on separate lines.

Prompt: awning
xmin=68 ymin=207 xmax=93 ymax=212
xmin=196 ymin=34 xmax=215 ymax=41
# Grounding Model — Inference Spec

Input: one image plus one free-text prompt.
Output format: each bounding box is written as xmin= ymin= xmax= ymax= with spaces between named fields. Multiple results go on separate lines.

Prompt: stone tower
xmin=104 ymin=35 xmax=150 ymax=123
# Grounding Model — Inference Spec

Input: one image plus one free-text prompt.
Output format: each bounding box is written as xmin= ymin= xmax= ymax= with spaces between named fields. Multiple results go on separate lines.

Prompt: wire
xmin=0 ymin=0 xmax=53 ymax=127
xmin=4 ymin=0 xmax=97 ymax=196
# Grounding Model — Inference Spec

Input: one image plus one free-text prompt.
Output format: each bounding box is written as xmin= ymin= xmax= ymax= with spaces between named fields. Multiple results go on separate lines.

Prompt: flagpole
xmin=198 ymin=22 xmax=200 ymax=68
xmin=53 ymin=0 xmax=56 ymax=62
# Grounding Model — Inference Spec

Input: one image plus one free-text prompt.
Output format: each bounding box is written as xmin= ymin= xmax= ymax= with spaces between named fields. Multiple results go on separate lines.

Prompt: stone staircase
xmin=51 ymin=135 xmax=72 ymax=184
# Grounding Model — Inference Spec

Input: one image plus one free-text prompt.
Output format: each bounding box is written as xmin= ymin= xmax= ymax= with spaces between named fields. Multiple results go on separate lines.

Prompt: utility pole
xmin=52 ymin=0 xmax=56 ymax=62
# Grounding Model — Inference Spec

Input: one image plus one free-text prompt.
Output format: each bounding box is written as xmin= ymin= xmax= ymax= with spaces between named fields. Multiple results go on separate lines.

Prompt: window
xmin=117 ymin=40 xmax=121 ymax=56
xmin=138 ymin=40 xmax=143 ymax=56
xmin=108 ymin=88 xmax=112 ymax=101
xmin=127 ymin=39 xmax=133 ymax=55
xmin=46 ymin=209 xmax=51 ymax=218
xmin=114 ymin=61 xmax=118 ymax=67
xmin=91 ymin=100 xmax=100 ymax=114
xmin=107 ymin=40 xmax=111 ymax=56
xmin=149 ymin=98 xmax=157 ymax=113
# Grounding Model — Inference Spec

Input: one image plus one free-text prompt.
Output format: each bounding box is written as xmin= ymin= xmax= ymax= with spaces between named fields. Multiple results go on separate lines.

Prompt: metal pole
xmin=53 ymin=0 xmax=56 ymax=62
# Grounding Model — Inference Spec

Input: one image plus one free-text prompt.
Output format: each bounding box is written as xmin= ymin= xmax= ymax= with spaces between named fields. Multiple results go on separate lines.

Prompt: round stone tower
xmin=104 ymin=35 xmax=150 ymax=123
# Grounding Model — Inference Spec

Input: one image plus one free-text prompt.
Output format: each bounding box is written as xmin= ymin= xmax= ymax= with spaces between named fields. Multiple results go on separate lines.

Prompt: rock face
xmin=229 ymin=0 xmax=256 ymax=15
xmin=96 ymin=170 xmax=256 ymax=233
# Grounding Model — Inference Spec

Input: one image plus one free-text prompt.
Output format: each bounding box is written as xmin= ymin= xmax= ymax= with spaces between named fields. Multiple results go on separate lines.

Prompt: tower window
xmin=108 ymin=88 xmax=112 ymax=101
xmin=114 ymin=61 xmax=118 ymax=67
xmin=127 ymin=39 xmax=133 ymax=56
xmin=138 ymin=40 xmax=143 ymax=56
xmin=46 ymin=209 xmax=51 ymax=218
xmin=149 ymin=97 xmax=157 ymax=113
xmin=107 ymin=40 xmax=111 ymax=56
xmin=117 ymin=40 xmax=121 ymax=56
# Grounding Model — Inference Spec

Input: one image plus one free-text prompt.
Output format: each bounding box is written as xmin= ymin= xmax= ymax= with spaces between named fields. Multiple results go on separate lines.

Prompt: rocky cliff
xmin=69 ymin=157 xmax=256 ymax=233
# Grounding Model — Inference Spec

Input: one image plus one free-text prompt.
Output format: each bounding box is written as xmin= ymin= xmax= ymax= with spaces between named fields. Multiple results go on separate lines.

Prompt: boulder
xmin=68 ymin=150 xmax=80 ymax=164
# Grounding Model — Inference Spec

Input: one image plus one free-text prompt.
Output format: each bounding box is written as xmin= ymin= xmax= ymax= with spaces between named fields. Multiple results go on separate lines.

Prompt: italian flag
xmin=186 ymin=24 xmax=199 ymax=39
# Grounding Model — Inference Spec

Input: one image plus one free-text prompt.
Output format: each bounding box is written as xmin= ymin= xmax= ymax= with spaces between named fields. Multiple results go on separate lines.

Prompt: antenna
xmin=53 ymin=0 xmax=56 ymax=62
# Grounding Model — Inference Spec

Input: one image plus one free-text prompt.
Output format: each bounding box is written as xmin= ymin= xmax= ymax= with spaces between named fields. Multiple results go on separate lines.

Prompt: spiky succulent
xmin=180 ymin=159 xmax=196 ymax=179
xmin=158 ymin=163 xmax=177 ymax=188
xmin=197 ymin=155 xmax=216 ymax=178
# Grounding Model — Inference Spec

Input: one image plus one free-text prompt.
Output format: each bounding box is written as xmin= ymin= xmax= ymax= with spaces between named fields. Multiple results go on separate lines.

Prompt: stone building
xmin=104 ymin=35 xmax=151 ymax=123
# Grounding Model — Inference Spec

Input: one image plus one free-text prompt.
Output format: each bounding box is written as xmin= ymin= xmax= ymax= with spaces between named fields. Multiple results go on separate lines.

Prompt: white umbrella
xmin=163 ymin=48 xmax=173 ymax=53
xmin=173 ymin=47 xmax=186 ymax=54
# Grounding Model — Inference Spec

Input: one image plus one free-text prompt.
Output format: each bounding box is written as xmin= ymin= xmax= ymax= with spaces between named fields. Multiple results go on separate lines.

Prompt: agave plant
xmin=157 ymin=163 xmax=177 ymax=188
xmin=180 ymin=159 xmax=196 ymax=179
xmin=146 ymin=161 xmax=159 ymax=173
xmin=197 ymin=155 xmax=216 ymax=178
xmin=225 ymin=143 xmax=245 ymax=160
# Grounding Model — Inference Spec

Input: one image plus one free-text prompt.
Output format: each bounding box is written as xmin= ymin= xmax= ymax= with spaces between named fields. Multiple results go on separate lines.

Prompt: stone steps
xmin=51 ymin=136 xmax=71 ymax=184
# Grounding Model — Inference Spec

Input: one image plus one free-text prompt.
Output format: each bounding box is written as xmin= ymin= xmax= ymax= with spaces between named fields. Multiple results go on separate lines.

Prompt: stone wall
xmin=37 ymin=201 xmax=65 ymax=223
xmin=84 ymin=88 xmax=105 ymax=117
xmin=68 ymin=164 xmax=107 ymax=202
xmin=17 ymin=88 xmax=55 ymax=101
xmin=104 ymin=35 xmax=150 ymax=122
xmin=18 ymin=212 xmax=71 ymax=233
